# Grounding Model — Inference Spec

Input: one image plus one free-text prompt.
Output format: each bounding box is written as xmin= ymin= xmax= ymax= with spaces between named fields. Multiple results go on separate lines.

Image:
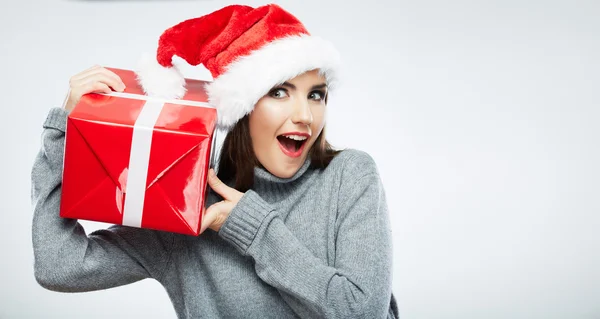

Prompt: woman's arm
xmin=31 ymin=107 xmax=174 ymax=292
xmin=217 ymin=152 xmax=394 ymax=318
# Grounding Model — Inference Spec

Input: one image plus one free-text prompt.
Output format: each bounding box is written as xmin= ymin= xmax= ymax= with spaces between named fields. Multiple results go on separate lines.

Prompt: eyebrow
xmin=311 ymin=83 xmax=328 ymax=90
xmin=280 ymin=82 xmax=296 ymax=90
xmin=280 ymin=82 xmax=328 ymax=90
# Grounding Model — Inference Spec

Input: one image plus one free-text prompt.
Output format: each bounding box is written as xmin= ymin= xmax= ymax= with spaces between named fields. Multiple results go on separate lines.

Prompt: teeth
xmin=282 ymin=135 xmax=308 ymax=141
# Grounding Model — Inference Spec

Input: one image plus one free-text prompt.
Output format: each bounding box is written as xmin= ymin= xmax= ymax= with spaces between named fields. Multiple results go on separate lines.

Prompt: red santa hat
xmin=135 ymin=4 xmax=341 ymax=131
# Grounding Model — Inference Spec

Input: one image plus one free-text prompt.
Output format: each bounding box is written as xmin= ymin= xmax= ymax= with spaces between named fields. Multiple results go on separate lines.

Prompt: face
xmin=249 ymin=69 xmax=328 ymax=179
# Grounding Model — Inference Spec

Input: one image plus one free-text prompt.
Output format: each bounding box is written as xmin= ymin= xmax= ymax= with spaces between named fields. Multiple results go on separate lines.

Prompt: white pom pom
xmin=135 ymin=53 xmax=186 ymax=99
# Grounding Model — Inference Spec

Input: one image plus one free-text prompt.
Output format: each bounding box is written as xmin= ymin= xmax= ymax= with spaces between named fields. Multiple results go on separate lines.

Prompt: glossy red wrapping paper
xmin=59 ymin=67 xmax=217 ymax=236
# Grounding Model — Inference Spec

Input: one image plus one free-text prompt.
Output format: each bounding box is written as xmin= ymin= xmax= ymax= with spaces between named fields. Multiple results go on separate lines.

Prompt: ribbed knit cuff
xmin=218 ymin=190 xmax=275 ymax=255
xmin=43 ymin=107 xmax=70 ymax=132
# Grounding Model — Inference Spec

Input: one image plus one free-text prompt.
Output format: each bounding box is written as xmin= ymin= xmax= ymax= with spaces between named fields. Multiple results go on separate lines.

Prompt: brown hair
xmin=216 ymin=115 xmax=341 ymax=192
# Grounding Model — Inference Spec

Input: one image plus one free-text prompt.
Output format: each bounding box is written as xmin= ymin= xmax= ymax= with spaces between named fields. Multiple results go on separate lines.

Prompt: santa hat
xmin=135 ymin=4 xmax=341 ymax=131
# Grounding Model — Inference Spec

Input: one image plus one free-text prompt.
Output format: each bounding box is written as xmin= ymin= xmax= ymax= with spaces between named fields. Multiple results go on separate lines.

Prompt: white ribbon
xmin=100 ymin=91 xmax=215 ymax=109
xmin=115 ymin=92 xmax=216 ymax=228
xmin=122 ymin=100 xmax=164 ymax=227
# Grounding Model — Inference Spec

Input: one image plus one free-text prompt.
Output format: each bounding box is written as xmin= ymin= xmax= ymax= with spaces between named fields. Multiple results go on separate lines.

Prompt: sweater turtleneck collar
xmin=253 ymin=157 xmax=312 ymax=184
xmin=251 ymin=158 xmax=313 ymax=201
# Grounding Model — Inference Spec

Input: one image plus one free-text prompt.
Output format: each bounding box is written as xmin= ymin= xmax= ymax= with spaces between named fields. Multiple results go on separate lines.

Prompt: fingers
xmin=207 ymin=169 xmax=236 ymax=200
xmin=69 ymin=65 xmax=125 ymax=93
xmin=76 ymin=72 xmax=124 ymax=93
xmin=65 ymin=65 xmax=126 ymax=111
xmin=99 ymin=67 xmax=125 ymax=88
xmin=200 ymin=201 xmax=229 ymax=234
xmin=70 ymin=65 xmax=123 ymax=88
xmin=69 ymin=64 xmax=102 ymax=82
xmin=200 ymin=169 xmax=244 ymax=234
xmin=90 ymin=82 xmax=112 ymax=95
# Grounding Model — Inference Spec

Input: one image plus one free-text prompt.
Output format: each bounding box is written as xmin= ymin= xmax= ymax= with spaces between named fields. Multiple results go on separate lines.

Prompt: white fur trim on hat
xmin=206 ymin=34 xmax=342 ymax=131
xmin=135 ymin=53 xmax=187 ymax=99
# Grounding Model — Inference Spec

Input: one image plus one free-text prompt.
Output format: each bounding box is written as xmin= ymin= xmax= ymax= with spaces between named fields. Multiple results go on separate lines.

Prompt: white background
xmin=1 ymin=0 xmax=599 ymax=318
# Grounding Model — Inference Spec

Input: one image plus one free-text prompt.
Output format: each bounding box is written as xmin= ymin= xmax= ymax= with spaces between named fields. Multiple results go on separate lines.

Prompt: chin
xmin=276 ymin=168 xmax=299 ymax=179
xmin=263 ymin=150 xmax=308 ymax=179
xmin=271 ymin=160 xmax=303 ymax=179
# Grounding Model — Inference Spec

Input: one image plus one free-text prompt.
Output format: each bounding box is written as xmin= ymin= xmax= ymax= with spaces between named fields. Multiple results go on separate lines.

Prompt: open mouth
xmin=277 ymin=134 xmax=308 ymax=157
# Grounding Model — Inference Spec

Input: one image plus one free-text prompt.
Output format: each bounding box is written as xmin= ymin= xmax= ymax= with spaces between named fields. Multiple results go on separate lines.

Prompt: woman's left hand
xmin=200 ymin=168 xmax=244 ymax=234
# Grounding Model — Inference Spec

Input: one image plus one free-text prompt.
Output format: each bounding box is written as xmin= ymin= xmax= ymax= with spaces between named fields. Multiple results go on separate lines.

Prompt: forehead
xmin=287 ymin=69 xmax=327 ymax=85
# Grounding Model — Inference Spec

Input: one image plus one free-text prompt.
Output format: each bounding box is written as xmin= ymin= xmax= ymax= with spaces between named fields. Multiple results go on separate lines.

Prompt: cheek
xmin=311 ymin=104 xmax=326 ymax=131
xmin=257 ymin=101 xmax=290 ymax=123
xmin=249 ymin=101 xmax=287 ymax=146
xmin=249 ymin=115 xmax=269 ymax=150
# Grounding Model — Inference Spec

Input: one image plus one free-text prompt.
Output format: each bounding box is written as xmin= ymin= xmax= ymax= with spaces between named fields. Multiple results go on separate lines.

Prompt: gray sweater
xmin=31 ymin=107 xmax=399 ymax=319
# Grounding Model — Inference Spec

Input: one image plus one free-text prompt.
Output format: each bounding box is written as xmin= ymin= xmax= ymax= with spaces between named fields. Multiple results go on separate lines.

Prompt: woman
xmin=31 ymin=4 xmax=399 ymax=319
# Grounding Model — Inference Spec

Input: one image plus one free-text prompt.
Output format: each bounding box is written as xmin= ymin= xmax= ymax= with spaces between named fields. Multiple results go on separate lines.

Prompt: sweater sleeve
xmin=218 ymin=153 xmax=394 ymax=318
xmin=31 ymin=107 xmax=174 ymax=292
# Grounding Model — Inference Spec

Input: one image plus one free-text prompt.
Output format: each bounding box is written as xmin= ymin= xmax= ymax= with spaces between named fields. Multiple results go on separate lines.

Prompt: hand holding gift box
xmin=60 ymin=66 xmax=217 ymax=236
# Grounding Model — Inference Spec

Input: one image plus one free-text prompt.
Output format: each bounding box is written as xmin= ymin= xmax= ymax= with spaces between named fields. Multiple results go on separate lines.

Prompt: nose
xmin=291 ymin=98 xmax=313 ymax=126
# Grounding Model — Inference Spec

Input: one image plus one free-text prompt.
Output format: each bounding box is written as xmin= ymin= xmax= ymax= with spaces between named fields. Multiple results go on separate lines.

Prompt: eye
xmin=309 ymin=90 xmax=326 ymax=101
xmin=268 ymin=88 xmax=289 ymax=99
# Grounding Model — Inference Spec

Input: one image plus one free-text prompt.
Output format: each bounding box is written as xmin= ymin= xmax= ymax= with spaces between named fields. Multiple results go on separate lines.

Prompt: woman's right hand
xmin=64 ymin=65 xmax=126 ymax=112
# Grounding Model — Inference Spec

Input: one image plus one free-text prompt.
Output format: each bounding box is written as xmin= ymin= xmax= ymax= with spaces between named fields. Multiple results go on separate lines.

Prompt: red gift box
xmin=60 ymin=67 xmax=217 ymax=236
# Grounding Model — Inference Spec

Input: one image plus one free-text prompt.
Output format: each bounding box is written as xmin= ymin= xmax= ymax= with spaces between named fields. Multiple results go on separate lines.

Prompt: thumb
xmin=207 ymin=169 xmax=234 ymax=200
